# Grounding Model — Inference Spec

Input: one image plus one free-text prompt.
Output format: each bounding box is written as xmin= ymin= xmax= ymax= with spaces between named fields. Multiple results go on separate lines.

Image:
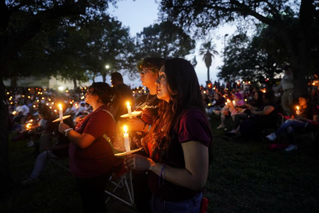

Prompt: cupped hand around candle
xmin=125 ymin=154 xmax=155 ymax=171
xmin=59 ymin=123 xmax=70 ymax=133
xmin=126 ymin=118 xmax=145 ymax=132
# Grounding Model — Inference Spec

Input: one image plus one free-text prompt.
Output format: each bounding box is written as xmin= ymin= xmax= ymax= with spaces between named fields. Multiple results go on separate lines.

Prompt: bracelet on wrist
xmin=64 ymin=128 xmax=73 ymax=137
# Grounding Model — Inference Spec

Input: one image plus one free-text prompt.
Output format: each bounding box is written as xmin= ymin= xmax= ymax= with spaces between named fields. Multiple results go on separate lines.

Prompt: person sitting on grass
xmin=228 ymin=90 xmax=264 ymax=134
xmin=266 ymin=94 xmax=319 ymax=151
xmin=21 ymin=105 xmax=74 ymax=186
xmin=214 ymin=92 xmax=245 ymax=129
xmin=236 ymin=91 xmax=278 ymax=140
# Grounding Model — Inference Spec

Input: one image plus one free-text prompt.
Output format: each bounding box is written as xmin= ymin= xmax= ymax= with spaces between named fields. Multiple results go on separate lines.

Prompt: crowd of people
xmin=6 ymin=60 xmax=319 ymax=212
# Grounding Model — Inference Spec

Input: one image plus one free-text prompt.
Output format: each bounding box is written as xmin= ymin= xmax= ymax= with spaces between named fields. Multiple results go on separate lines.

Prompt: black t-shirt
xmin=135 ymin=94 xmax=160 ymax=124
xmin=114 ymin=84 xmax=133 ymax=121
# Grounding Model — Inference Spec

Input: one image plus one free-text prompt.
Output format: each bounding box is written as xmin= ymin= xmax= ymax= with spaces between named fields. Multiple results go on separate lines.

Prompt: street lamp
xmin=103 ymin=64 xmax=110 ymax=83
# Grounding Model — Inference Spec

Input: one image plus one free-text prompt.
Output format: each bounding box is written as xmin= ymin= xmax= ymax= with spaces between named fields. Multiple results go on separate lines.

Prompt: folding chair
xmin=105 ymin=160 xmax=135 ymax=207
xmin=103 ymin=133 xmax=135 ymax=207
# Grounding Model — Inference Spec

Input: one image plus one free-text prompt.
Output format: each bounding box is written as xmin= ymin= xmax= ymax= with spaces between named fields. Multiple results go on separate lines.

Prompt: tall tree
xmin=199 ymin=41 xmax=219 ymax=83
xmin=0 ymin=0 xmax=115 ymax=199
xmin=159 ymin=0 xmax=319 ymax=94
xmin=135 ymin=21 xmax=195 ymax=59
xmin=218 ymin=32 xmax=281 ymax=83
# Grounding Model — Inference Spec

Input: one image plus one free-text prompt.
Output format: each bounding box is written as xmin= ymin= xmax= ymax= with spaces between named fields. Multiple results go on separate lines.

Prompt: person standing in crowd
xmin=126 ymin=57 xmax=164 ymax=213
xmin=273 ymin=65 xmax=294 ymax=116
xmin=126 ymin=58 xmax=213 ymax=212
xmin=58 ymin=82 xmax=118 ymax=213
xmin=111 ymin=72 xmax=134 ymax=121
xmin=266 ymin=94 xmax=319 ymax=151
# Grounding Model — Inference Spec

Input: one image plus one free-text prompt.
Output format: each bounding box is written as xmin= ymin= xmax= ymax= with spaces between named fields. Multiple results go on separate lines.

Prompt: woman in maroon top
xmin=126 ymin=58 xmax=213 ymax=212
xmin=59 ymin=82 xmax=117 ymax=213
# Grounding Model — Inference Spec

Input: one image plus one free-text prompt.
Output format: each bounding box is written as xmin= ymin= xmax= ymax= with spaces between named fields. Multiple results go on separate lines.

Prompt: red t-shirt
xmin=148 ymin=108 xmax=212 ymax=201
xmin=69 ymin=105 xmax=116 ymax=178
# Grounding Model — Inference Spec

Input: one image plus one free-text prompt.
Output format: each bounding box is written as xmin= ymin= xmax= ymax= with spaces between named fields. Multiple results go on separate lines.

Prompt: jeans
xmin=275 ymin=119 xmax=307 ymax=144
xmin=150 ymin=192 xmax=203 ymax=213
xmin=30 ymin=150 xmax=57 ymax=179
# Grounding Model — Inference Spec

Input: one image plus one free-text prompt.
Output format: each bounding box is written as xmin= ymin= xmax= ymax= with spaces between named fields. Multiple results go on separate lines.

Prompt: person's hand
xmin=126 ymin=118 xmax=145 ymax=132
xmin=125 ymin=154 xmax=154 ymax=171
xmin=58 ymin=123 xmax=70 ymax=133
xmin=74 ymin=116 xmax=83 ymax=124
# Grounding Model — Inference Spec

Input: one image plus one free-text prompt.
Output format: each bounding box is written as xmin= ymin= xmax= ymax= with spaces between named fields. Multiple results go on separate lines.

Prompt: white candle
xmin=123 ymin=125 xmax=131 ymax=152
xmin=58 ymin=104 xmax=63 ymax=123
xmin=126 ymin=101 xmax=132 ymax=118
xmin=296 ymin=106 xmax=300 ymax=115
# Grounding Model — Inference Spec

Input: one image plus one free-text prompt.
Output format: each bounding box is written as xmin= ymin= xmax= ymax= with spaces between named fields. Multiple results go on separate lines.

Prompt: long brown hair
xmin=147 ymin=58 xmax=208 ymax=161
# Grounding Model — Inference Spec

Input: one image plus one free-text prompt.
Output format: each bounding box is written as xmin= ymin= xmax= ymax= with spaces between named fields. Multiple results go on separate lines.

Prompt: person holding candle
xmin=58 ymin=82 xmax=118 ymax=213
xmin=111 ymin=72 xmax=134 ymax=121
xmin=125 ymin=58 xmax=213 ymax=212
xmin=266 ymin=94 xmax=319 ymax=151
xmin=215 ymin=92 xmax=245 ymax=129
xmin=126 ymin=57 xmax=163 ymax=213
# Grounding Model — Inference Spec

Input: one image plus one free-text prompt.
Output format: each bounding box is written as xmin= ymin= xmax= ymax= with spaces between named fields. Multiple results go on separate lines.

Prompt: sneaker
xmin=285 ymin=144 xmax=298 ymax=152
xmin=266 ymin=133 xmax=277 ymax=141
xmin=26 ymin=141 xmax=35 ymax=147
xmin=217 ymin=124 xmax=225 ymax=129
xmin=21 ymin=178 xmax=38 ymax=186
xmin=229 ymin=129 xmax=238 ymax=134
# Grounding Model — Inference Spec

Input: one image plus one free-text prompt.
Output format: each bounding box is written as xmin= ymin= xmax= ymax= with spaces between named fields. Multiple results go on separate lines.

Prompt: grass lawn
xmin=1 ymin=115 xmax=319 ymax=213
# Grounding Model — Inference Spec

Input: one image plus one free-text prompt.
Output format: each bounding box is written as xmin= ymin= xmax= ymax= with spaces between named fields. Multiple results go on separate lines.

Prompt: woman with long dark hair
xmin=126 ymin=58 xmax=213 ymax=212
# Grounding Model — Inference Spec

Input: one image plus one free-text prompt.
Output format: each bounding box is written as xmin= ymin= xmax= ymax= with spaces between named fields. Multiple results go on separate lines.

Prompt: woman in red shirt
xmin=126 ymin=58 xmax=213 ymax=212
xmin=59 ymin=82 xmax=117 ymax=213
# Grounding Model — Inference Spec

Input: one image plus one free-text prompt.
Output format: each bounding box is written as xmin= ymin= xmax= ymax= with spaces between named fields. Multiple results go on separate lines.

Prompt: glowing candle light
xmin=58 ymin=104 xmax=63 ymax=123
xmin=296 ymin=106 xmax=300 ymax=115
xmin=123 ymin=125 xmax=131 ymax=152
xmin=126 ymin=101 xmax=132 ymax=118
xmin=232 ymin=100 xmax=236 ymax=106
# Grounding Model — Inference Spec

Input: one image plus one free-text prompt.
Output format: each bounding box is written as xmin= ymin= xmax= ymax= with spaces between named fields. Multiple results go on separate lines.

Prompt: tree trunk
xmin=207 ymin=66 xmax=210 ymax=83
xmin=0 ymin=78 xmax=13 ymax=200
xmin=73 ymin=77 xmax=77 ymax=90
xmin=10 ymin=74 xmax=17 ymax=87
xmin=102 ymin=72 xmax=106 ymax=83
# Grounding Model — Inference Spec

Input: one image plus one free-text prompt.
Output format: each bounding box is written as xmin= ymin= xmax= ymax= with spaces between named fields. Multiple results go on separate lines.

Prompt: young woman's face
xmin=140 ymin=68 xmax=158 ymax=88
xmin=155 ymin=67 xmax=170 ymax=102
xmin=299 ymin=97 xmax=307 ymax=107
xmin=85 ymin=88 xmax=97 ymax=105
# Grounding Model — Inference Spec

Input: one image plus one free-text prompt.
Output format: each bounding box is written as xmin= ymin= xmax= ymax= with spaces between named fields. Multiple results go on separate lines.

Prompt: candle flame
xmin=126 ymin=101 xmax=130 ymax=107
xmin=123 ymin=125 xmax=128 ymax=133
xmin=296 ymin=106 xmax=300 ymax=110
xmin=58 ymin=103 xmax=62 ymax=110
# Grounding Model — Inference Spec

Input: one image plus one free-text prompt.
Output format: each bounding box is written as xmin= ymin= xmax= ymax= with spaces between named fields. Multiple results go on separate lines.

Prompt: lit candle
xmin=58 ymin=104 xmax=63 ymax=123
xmin=126 ymin=101 xmax=132 ymax=118
xmin=296 ymin=106 xmax=300 ymax=115
xmin=232 ymin=100 xmax=236 ymax=106
xmin=123 ymin=125 xmax=131 ymax=152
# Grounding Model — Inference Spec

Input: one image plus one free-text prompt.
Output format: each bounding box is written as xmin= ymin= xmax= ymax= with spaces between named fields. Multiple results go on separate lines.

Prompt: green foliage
xmin=159 ymin=0 xmax=319 ymax=78
xmin=135 ymin=21 xmax=195 ymax=59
